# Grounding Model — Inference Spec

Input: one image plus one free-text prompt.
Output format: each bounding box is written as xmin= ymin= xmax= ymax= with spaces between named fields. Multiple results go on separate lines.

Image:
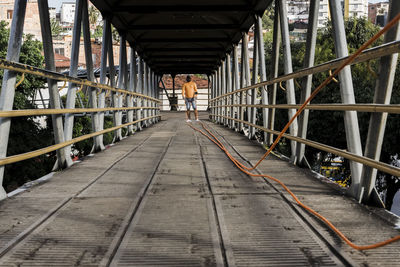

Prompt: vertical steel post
xmin=211 ymin=73 xmax=215 ymax=121
xmin=267 ymin=3 xmax=281 ymax=145
xmin=256 ymin=15 xmax=269 ymax=144
xmin=226 ymin=53 xmax=233 ymax=128
xmin=239 ymin=36 xmax=246 ymax=133
xmin=242 ymin=33 xmax=251 ymax=133
xmin=279 ymin=0 xmax=298 ymax=158
xmin=63 ymin=0 xmax=84 ymax=159
xmin=233 ymin=45 xmax=240 ymax=131
xmin=329 ymin=0 xmax=363 ymax=198
xmin=216 ymin=67 xmax=221 ymax=123
xmin=137 ymin=57 xmax=143 ymax=131
xmin=221 ymin=59 xmax=227 ymax=126
xmin=127 ymin=48 xmax=136 ymax=135
xmin=115 ymin=34 xmax=126 ymax=141
xmin=143 ymin=62 xmax=148 ymax=126
xmin=0 ymin=0 xmax=27 ymax=199
xmin=98 ymin=18 xmax=111 ymax=145
xmin=360 ymin=0 xmax=400 ymax=204
xmin=295 ymin=0 xmax=319 ymax=165
xmin=37 ymin=0 xmax=70 ymax=168
xmin=81 ymin=0 xmax=102 ymax=151
xmin=249 ymin=21 xmax=259 ymax=140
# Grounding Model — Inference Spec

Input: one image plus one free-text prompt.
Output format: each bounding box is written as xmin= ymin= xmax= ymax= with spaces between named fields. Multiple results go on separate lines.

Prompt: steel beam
xmin=233 ymin=45 xmax=240 ymax=131
xmin=0 ymin=0 xmax=27 ymax=199
xmin=98 ymin=18 xmax=111 ymax=145
xmin=329 ymin=0 xmax=363 ymax=198
xmin=249 ymin=20 xmax=259 ymax=140
xmin=256 ymin=15 xmax=269 ymax=144
xmin=137 ymin=56 xmax=143 ymax=130
xmin=226 ymin=52 xmax=233 ymax=129
xmin=360 ymin=0 xmax=400 ymax=205
xmin=143 ymin=62 xmax=148 ymax=126
xmin=242 ymin=33 xmax=251 ymax=134
xmin=127 ymin=48 xmax=136 ymax=135
xmin=115 ymin=35 xmax=126 ymax=141
xmin=279 ymin=0 xmax=298 ymax=158
xmin=63 ymin=0 xmax=84 ymax=160
xmin=295 ymin=0 xmax=319 ymax=165
xmin=221 ymin=59 xmax=227 ymax=126
xmin=81 ymin=0 xmax=102 ymax=152
xmin=112 ymin=5 xmax=251 ymax=13
xmin=37 ymin=0 xmax=71 ymax=168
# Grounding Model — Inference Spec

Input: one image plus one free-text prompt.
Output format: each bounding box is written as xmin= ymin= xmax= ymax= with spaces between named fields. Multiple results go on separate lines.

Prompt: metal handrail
xmin=0 ymin=107 xmax=159 ymax=118
xmin=211 ymin=114 xmax=400 ymax=178
xmin=0 ymin=59 xmax=160 ymax=103
xmin=210 ymin=104 xmax=400 ymax=114
xmin=210 ymin=40 xmax=400 ymax=102
xmin=0 ymin=115 xmax=160 ymax=167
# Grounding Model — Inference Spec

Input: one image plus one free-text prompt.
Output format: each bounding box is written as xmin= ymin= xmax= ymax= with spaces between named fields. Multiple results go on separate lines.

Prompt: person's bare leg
xmin=195 ymin=109 xmax=199 ymax=120
xmin=186 ymin=110 xmax=191 ymax=120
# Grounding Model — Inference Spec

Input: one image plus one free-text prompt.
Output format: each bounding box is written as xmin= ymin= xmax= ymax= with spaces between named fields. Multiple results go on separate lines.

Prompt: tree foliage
xmin=263 ymin=17 xmax=399 ymax=208
xmin=0 ymin=21 xmax=56 ymax=192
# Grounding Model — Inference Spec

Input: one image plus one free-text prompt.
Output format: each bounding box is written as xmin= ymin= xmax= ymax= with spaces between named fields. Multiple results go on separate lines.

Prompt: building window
xmin=7 ymin=10 xmax=13 ymax=19
xmin=55 ymin=48 xmax=65 ymax=56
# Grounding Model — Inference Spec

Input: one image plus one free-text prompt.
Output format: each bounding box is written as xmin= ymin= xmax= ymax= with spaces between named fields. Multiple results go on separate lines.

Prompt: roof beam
xmin=127 ymin=24 xmax=240 ymax=30
xmin=137 ymin=37 xmax=231 ymax=43
xmin=112 ymin=5 xmax=250 ymax=13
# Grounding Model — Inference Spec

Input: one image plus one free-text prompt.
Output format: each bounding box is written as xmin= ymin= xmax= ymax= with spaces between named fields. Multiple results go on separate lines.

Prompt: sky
xmin=48 ymin=0 xmax=389 ymax=11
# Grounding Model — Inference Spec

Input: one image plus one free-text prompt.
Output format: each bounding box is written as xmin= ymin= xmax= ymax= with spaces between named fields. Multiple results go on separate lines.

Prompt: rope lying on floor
xmin=188 ymin=121 xmax=400 ymax=250
xmin=187 ymin=13 xmax=400 ymax=251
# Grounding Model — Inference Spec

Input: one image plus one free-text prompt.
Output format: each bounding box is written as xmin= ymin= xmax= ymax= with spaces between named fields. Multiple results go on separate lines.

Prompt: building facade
xmin=60 ymin=2 xmax=75 ymax=24
xmin=368 ymin=1 xmax=390 ymax=26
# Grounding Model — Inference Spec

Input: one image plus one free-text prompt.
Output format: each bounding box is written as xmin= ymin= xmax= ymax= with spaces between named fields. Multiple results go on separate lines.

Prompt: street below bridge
xmin=0 ymin=112 xmax=399 ymax=266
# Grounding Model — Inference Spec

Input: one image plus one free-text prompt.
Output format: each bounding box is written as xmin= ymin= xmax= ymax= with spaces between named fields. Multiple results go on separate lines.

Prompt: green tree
xmin=0 ymin=21 xmax=56 ymax=192
xmin=263 ymin=17 xmax=399 ymax=208
xmin=50 ymin=18 xmax=66 ymax=37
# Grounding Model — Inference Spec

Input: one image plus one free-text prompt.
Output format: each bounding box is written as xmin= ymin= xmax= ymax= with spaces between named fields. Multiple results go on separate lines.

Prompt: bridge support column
xmin=210 ymin=73 xmax=215 ymax=121
xmin=267 ymin=3 xmax=281 ymax=145
xmin=115 ymin=34 xmax=127 ymax=141
xmin=143 ymin=62 xmax=148 ymax=127
xmin=221 ymin=60 xmax=226 ymax=126
xmin=256 ymin=15 xmax=269 ymax=145
xmin=137 ymin=57 xmax=143 ymax=130
xmin=329 ymin=0 xmax=363 ymax=198
xmin=278 ymin=0 xmax=298 ymax=159
xmin=216 ymin=66 xmax=221 ymax=124
xmin=226 ymin=53 xmax=233 ymax=129
xmin=242 ymin=33 xmax=251 ymax=134
xmin=37 ymin=0 xmax=71 ymax=169
xmin=359 ymin=0 xmax=400 ymax=206
xmin=295 ymin=0 xmax=319 ymax=166
xmin=249 ymin=22 xmax=259 ymax=140
xmin=98 ymin=18 xmax=111 ymax=144
xmin=81 ymin=0 xmax=103 ymax=152
xmin=64 ymin=0 xmax=84 ymax=160
xmin=0 ymin=0 xmax=27 ymax=199
xmin=233 ymin=45 xmax=240 ymax=132
xmin=127 ymin=48 xmax=137 ymax=135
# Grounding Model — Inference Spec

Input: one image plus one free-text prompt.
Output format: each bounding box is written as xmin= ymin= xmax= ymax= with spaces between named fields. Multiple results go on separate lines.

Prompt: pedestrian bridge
xmin=0 ymin=112 xmax=398 ymax=266
xmin=0 ymin=0 xmax=400 ymax=266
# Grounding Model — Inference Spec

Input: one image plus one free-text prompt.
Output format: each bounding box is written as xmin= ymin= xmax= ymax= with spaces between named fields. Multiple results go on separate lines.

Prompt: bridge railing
xmin=0 ymin=0 xmax=162 ymax=199
xmin=209 ymin=0 xmax=400 ymax=206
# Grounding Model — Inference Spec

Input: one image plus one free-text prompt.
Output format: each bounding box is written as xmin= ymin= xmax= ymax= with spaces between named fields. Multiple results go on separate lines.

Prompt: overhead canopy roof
xmin=90 ymin=0 xmax=271 ymax=75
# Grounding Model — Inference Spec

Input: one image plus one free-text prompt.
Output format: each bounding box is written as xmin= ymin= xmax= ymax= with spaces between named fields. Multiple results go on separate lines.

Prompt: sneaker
xmin=186 ymin=119 xmax=192 ymax=122
xmin=196 ymin=119 xmax=200 ymax=121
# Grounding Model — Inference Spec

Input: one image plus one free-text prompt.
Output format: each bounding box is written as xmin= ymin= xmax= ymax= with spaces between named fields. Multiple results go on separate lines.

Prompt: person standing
xmin=182 ymin=75 xmax=199 ymax=122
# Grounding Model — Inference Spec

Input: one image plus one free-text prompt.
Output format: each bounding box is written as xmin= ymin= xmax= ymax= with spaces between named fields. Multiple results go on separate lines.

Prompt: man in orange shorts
xmin=182 ymin=75 xmax=199 ymax=122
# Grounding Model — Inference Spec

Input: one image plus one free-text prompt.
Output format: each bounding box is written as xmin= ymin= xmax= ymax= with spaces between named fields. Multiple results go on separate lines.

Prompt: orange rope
xmin=188 ymin=122 xmax=400 ymax=250
xmin=186 ymin=13 xmax=400 ymax=250
xmin=235 ymin=12 xmax=400 ymax=171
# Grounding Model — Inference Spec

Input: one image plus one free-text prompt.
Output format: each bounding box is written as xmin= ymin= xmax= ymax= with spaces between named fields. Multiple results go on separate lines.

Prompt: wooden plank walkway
xmin=0 ymin=112 xmax=399 ymax=266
